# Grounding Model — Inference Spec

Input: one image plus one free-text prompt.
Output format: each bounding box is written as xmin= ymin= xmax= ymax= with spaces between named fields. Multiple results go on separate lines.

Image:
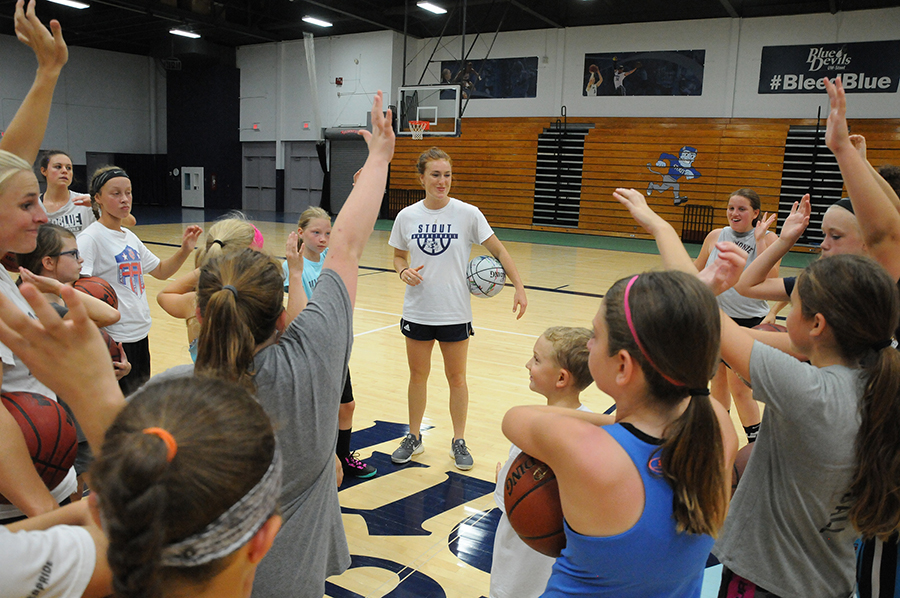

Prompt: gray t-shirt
xmin=148 ymin=268 xmax=352 ymax=597
xmin=713 ymin=341 xmax=864 ymax=598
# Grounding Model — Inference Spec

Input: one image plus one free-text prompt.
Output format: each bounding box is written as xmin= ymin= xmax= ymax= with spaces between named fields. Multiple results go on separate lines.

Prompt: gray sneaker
xmin=450 ymin=438 xmax=474 ymax=471
xmin=391 ymin=433 xmax=424 ymax=464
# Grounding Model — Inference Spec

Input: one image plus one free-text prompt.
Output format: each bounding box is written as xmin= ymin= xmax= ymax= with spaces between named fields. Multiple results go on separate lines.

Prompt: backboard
xmin=396 ymin=85 xmax=461 ymax=137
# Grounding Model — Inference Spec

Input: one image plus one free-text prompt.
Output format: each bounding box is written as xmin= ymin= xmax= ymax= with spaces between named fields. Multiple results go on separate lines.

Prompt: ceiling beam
xmin=717 ymin=0 xmax=740 ymax=18
xmin=508 ymin=0 xmax=562 ymax=28
xmin=88 ymin=0 xmax=282 ymax=43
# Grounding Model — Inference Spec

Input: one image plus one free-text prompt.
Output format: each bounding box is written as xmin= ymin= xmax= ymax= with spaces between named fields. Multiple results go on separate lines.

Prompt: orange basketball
xmin=0 ymin=392 xmax=77 ymax=503
xmin=99 ymin=329 xmax=123 ymax=363
xmin=1 ymin=252 xmax=18 ymax=272
xmin=73 ymin=276 xmax=118 ymax=309
xmin=504 ymin=451 xmax=566 ymax=557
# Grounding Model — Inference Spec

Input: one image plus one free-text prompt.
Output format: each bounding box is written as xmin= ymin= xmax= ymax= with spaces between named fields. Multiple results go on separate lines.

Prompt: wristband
xmin=399 ymin=267 xmax=409 ymax=279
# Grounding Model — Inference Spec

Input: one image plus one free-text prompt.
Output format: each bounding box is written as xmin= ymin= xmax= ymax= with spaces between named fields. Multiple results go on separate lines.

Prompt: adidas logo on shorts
xmin=403 ymin=324 xmax=411 ymax=331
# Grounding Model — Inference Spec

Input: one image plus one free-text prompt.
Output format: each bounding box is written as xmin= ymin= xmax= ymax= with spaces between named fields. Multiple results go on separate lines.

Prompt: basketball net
xmin=409 ymin=120 xmax=430 ymax=140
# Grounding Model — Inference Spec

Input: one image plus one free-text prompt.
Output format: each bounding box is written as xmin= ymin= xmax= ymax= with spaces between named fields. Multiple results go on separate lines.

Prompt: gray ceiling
xmin=2 ymin=0 xmax=899 ymax=59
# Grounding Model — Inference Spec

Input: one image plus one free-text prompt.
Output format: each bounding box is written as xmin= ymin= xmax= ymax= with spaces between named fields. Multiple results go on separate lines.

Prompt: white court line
xmin=354 ymin=323 xmax=396 ymax=337
xmin=353 ymin=308 xmax=539 ymax=338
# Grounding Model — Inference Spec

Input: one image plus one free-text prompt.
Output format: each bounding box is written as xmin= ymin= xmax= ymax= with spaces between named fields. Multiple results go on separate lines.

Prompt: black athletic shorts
xmin=400 ymin=319 xmax=473 ymax=343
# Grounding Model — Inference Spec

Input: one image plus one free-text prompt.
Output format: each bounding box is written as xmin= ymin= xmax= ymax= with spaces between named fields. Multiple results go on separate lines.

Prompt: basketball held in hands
xmin=504 ymin=451 xmax=566 ymax=557
xmin=466 ymin=255 xmax=506 ymax=298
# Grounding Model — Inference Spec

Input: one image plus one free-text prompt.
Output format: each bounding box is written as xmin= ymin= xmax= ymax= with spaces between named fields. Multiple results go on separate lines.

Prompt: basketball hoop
xmin=409 ymin=120 xmax=430 ymax=140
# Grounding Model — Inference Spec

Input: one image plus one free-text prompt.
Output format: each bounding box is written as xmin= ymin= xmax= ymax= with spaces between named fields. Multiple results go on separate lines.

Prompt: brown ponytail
xmin=604 ymin=271 xmax=727 ymax=536
xmin=195 ymin=249 xmax=284 ymax=390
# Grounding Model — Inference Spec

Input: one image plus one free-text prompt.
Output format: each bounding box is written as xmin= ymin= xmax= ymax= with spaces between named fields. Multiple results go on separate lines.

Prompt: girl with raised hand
xmin=77 ymin=166 xmax=202 ymax=394
xmin=145 ymin=90 xmax=394 ymax=598
xmin=0 ymin=0 xmax=74 ymax=522
xmin=503 ymin=269 xmax=737 ymax=597
xmin=694 ymin=188 xmax=779 ymax=444
xmin=715 ymin=254 xmax=900 ymax=597
xmin=614 ymin=186 xmax=900 ymax=598
xmin=282 ymin=206 xmax=376 ymax=479
xmin=824 ymin=76 xmax=900 ymax=598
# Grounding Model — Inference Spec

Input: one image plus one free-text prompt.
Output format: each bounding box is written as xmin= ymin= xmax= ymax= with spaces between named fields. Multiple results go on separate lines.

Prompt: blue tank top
xmin=541 ymin=423 xmax=714 ymax=598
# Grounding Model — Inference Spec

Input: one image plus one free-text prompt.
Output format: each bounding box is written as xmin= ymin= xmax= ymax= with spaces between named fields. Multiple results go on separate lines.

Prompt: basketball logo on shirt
xmin=115 ymin=246 xmax=145 ymax=295
xmin=412 ymin=223 xmax=458 ymax=256
xmin=648 ymin=456 xmax=663 ymax=474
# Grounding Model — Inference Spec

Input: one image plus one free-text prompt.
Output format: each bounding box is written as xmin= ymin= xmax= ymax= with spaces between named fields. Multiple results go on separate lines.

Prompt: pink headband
xmin=623 ymin=275 xmax=686 ymax=387
xmin=251 ymin=226 xmax=264 ymax=250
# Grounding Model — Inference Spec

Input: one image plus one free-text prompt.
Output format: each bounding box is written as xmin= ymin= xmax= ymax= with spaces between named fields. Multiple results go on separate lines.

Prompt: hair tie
xmin=872 ymin=339 xmax=893 ymax=351
xmin=688 ymin=388 xmax=711 ymax=396
xmin=212 ymin=239 xmax=225 ymax=248
xmin=623 ymin=275 xmax=687 ymax=387
xmin=222 ymin=285 xmax=238 ymax=299
xmin=251 ymin=226 xmax=264 ymax=250
xmin=143 ymin=427 xmax=177 ymax=462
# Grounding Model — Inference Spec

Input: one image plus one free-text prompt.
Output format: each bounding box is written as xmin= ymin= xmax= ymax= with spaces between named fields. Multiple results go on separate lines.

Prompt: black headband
xmin=90 ymin=168 xmax=129 ymax=197
xmin=833 ymin=198 xmax=855 ymax=214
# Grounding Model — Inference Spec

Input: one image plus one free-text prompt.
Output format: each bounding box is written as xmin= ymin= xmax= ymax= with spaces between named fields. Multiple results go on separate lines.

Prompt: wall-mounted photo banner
xmin=582 ymin=50 xmax=705 ymax=97
xmin=758 ymin=41 xmax=900 ymax=94
xmin=438 ymin=57 xmax=538 ymax=99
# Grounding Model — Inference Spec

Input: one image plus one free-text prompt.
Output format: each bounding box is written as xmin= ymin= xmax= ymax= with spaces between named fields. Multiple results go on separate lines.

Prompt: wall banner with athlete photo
xmin=582 ymin=50 xmax=705 ymax=97
xmin=758 ymin=41 xmax=900 ymax=94
xmin=438 ymin=57 xmax=538 ymax=99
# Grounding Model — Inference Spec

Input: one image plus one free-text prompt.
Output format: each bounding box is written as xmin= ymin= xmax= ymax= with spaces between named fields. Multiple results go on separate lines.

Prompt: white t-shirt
xmin=388 ymin=198 xmax=494 ymax=325
xmin=41 ymin=191 xmax=96 ymax=235
xmin=0 ymin=269 xmax=77 ymax=520
xmin=489 ymin=404 xmax=592 ymax=598
xmin=0 ymin=525 xmax=95 ymax=598
xmin=77 ymin=222 xmax=160 ymax=342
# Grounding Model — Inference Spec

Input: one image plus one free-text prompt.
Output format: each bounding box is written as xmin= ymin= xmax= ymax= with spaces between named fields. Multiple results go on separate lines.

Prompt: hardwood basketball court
xmin=135 ymin=214 xmax=793 ymax=598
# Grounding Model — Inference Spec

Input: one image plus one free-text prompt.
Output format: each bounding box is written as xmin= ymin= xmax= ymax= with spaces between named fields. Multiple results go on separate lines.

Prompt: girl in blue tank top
xmin=503 ymin=269 xmax=738 ymax=597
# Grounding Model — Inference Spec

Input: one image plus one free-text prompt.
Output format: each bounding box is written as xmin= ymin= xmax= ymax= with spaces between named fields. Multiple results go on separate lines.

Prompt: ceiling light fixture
xmin=302 ymin=16 xmax=333 ymax=27
xmin=417 ymin=2 xmax=447 ymax=14
xmin=169 ymin=28 xmax=201 ymax=39
xmin=47 ymin=0 xmax=90 ymax=9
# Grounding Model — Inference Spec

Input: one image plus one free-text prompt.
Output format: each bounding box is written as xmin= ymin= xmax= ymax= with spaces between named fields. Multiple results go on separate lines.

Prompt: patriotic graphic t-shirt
xmin=77 ymin=222 xmax=160 ymax=342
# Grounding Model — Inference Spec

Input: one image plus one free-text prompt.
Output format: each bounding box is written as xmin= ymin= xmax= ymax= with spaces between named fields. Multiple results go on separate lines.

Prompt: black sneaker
xmin=341 ymin=452 xmax=377 ymax=478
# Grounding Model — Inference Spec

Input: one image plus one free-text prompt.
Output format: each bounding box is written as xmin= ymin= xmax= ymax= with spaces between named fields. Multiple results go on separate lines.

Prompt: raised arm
xmin=323 ymin=91 xmax=395 ymax=305
xmin=481 ymin=235 xmax=527 ymax=319
xmin=150 ymin=225 xmax=203 ymax=280
xmin=0 ymin=0 xmax=68 ymax=163
xmin=825 ymin=77 xmax=900 ymax=280
xmin=613 ymin=188 xmax=697 ymax=273
xmin=156 ymin=268 xmax=200 ymax=320
xmin=284 ymin=232 xmax=308 ymax=324
xmin=734 ymin=195 xmax=810 ymax=301
xmin=849 ymin=134 xmax=900 ymax=213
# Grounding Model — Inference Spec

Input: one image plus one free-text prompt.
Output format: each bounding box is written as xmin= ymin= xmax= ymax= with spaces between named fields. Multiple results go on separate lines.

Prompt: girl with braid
xmin=90 ymin=377 xmax=282 ymax=598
